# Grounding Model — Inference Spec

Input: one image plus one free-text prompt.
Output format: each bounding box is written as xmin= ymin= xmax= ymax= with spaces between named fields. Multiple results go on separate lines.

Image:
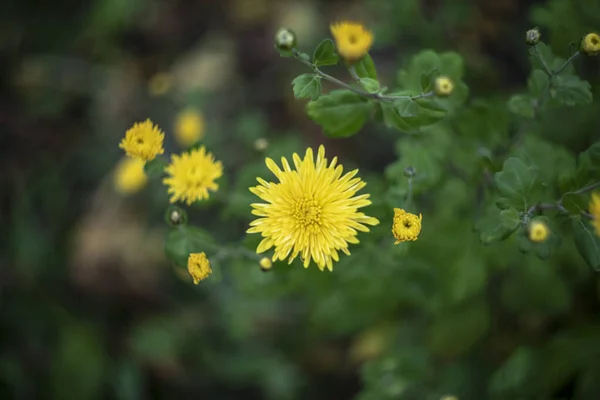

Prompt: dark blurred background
xmin=2 ymin=0 xmax=600 ymax=399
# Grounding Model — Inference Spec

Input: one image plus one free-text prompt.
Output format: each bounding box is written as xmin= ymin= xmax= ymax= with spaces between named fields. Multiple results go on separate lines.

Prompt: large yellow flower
xmin=247 ymin=145 xmax=379 ymax=271
xmin=113 ymin=157 xmax=148 ymax=194
xmin=330 ymin=21 xmax=373 ymax=62
xmin=392 ymin=208 xmax=422 ymax=244
xmin=174 ymin=109 xmax=204 ymax=147
xmin=590 ymin=192 xmax=600 ymax=236
xmin=119 ymin=119 xmax=165 ymax=161
xmin=163 ymin=146 xmax=223 ymax=205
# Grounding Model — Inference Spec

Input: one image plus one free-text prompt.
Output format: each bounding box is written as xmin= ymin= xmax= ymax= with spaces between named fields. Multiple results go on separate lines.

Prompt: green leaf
xmin=527 ymin=69 xmax=549 ymax=97
xmin=561 ymin=192 xmax=588 ymax=214
xmin=380 ymin=102 xmax=411 ymax=132
xmin=312 ymin=39 xmax=339 ymax=66
xmin=164 ymin=226 xmax=216 ymax=267
xmin=306 ymin=90 xmax=372 ymax=137
xmin=113 ymin=360 xmax=142 ymax=400
xmin=450 ymin=250 xmax=487 ymax=304
xmin=274 ymin=45 xmax=293 ymax=58
xmin=420 ymin=69 xmax=439 ymax=92
xmin=494 ymin=157 xmax=539 ymax=210
xmin=507 ymin=94 xmax=535 ymax=118
xmin=352 ymin=54 xmax=378 ymax=80
xmin=572 ymin=217 xmax=600 ymax=270
xmin=475 ymin=207 xmax=520 ymax=244
xmin=529 ymin=43 xmax=571 ymax=73
xmin=143 ymin=157 xmax=166 ymax=178
xmin=428 ymin=302 xmax=491 ymax=357
xmin=359 ymin=77 xmax=380 ymax=94
xmin=291 ymin=73 xmax=321 ymax=100
xmin=551 ymin=74 xmax=593 ymax=106
xmin=575 ymin=143 xmax=600 ymax=187
xmin=489 ymin=347 xmax=535 ymax=397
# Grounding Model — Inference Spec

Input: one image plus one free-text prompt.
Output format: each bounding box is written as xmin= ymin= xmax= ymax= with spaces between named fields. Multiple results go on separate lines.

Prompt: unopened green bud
xmin=275 ymin=28 xmax=297 ymax=51
xmin=403 ymin=166 xmax=416 ymax=178
xmin=525 ymin=28 xmax=541 ymax=45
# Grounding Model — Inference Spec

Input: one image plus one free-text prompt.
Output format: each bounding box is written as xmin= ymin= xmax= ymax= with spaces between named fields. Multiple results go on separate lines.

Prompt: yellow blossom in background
xmin=330 ymin=21 xmax=373 ymax=62
xmin=589 ymin=192 xmax=600 ymax=236
xmin=187 ymin=252 xmax=212 ymax=284
xmin=163 ymin=146 xmax=223 ymax=205
xmin=113 ymin=157 xmax=148 ymax=195
xmin=259 ymin=257 xmax=272 ymax=271
xmin=254 ymin=138 xmax=269 ymax=151
xmin=247 ymin=145 xmax=380 ymax=271
xmin=392 ymin=208 xmax=422 ymax=243
xmin=581 ymin=33 xmax=600 ymax=56
xmin=174 ymin=109 xmax=205 ymax=147
xmin=528 ymin=220 xmax=549 ymax=243
xmin=119 ymin=119 xmax=165 ymax=162
xmin=148 ymin=72 xmax=172 ymax=96
xmin=434 ymin=76 xmax=454 ymax=96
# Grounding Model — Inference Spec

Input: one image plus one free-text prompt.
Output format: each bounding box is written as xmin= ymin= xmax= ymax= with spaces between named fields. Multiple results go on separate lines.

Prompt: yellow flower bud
xmin=434 ymin=76 xmax=454 ymax=97
xmin=581 ymin=33 xmax=600 ymax=56
xmin=528 ymin=220 xmax=549 ymax=243
xmin=259 ymin=257 xmax=273 ymax=271
xmin=114 ymin=157 xmax=148 ymax=195
xmin=392 ymin=208 xmax=422 ymax=244
xmin=187 ymin=252 xmax=212 ymax=284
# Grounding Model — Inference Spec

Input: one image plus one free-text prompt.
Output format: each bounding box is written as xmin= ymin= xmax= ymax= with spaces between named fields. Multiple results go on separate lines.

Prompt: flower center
xmin=403 ymin=220 xmax=412 ymax=229
xmin=137 ymin=137 xmax=144 ymax=144
xmin=348 ymin=34 xmax=357 ymax=44
xmin=592 ymin=37 xmax=599 ymax=45
xmin=294 ymin=198 xmax=322 ymax=227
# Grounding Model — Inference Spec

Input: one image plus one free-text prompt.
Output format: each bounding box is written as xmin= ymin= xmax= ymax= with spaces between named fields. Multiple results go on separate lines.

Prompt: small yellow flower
xmin=581 ymin=33 xmax=600 ymax=56
xmin=113 ymin=157 xmax=148 ymax=194
xmin=392 ymin=208 xmax=422 ymax=243
xmin=247 ymin=145 xmax=379 ymax=271
xmin=589 ymin=192 xmax=600 ymax=236
xmin=119 ymin=119 xmax=165 ymax=162
xmin=174 ymin=109 xmax=205 ymax=148
xmin=330 ymin=21 xmax=373 ymax=62
xmin=528 ymin=220 xmax=549 ymax=243
xmin=259 ymin=257 xmax=273 ymax=271
xmin=163 ymin=146 xmax=223 ymax=205
xmin=148 ymin=72 xmax=172 ymax=96
xmin=187 ymin=252 xmax=212 ymax=284
xmin=434 ymin=76 xmax=454 ymax=96
xmin=254 ymin=138 xmax=269 ymax=151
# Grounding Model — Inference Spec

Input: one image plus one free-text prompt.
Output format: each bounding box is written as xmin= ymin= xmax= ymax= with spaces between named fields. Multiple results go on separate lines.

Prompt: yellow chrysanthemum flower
xmin=434 ymin=76 xmax=454 ymax=96
xmin=148 ymin=72 xmax=172 ymax=96
xmin=247 ymin=145 xmax=379 ymax=271
xmin=392 ymin=208 xmax=422 ymax=243
xmin=187 ymin=252 xmax=212 ymax=284
xmin=528 ymin=220 xmax=549 ymax=243
xmin=581 ymin=33 xmax=600 ymax=56
xmin=113 ymin=157 xmax=148 ymax=194
xmin=589 ymin=192 xmax=600 ymax=236
xmin=162 ymin=146 xmax=223 ymax=205
xmin=119 ymin=119 xmax=165 ymax=162
xmin=330 ymin=21 xmax=373 ymax=62
xmin=174 ymin=109 xmax=205 ymax=147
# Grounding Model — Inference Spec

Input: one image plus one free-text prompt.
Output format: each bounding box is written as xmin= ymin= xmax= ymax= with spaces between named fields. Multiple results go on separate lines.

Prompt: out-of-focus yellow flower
xmin=330 ymin=21 xmax=373 ymax=62
xmin=148 ymin=72 xmax=172 ymax=96
xmin=392 ymin=208 xmax=422 ymax=243
xmin=163 ymin=146 xmax=223 ymax=205
xmin=440 ymin=396 xmax=459 ymax=400
xmin=247 ymin=145 xmax=379 ymax=271
xmin=254 ymin=138 xmax=269 ymax=151
xmin=113 ymin=157 xmax=148 ymax=195
xmin=528 ymin=219 xmax=549 ymax=243
xmin=174 ymin=109 xmax=205 ymax=147
xmin=434 ymin=76 xmax=454 ymax=96
xmin=259 ymin=257 xmax=272 ymax=271
xmin=581 ymin=33 xmax=600 ymax=56
xmin=187 ymin=252 xmax=212 ymax=284
xmin=119 ymin=119 xmax=165 ymax=162
xmin=589 ymin=192 xmax=600 ymax=236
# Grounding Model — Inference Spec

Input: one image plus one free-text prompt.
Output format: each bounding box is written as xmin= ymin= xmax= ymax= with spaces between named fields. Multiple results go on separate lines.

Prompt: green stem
xmin=528 ymin=181 xmax=599 ymax=219
xmin=292 ymin=49 xmax=433 ymax=102
xmin=553 ymin=51 xmax=580 ymax=75
xmin=572 ymin=181 xmax=600 ymax=195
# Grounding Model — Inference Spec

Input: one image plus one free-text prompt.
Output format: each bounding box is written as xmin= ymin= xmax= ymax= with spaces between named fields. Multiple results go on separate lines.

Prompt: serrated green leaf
xmin=527 ymin=69 xmax=549 ymax=97
xmin=494 ymin=158 xmax=539 ymax=210
xmin=359 ymin=77 xmax=380 ymax=93
xmin=507 ymin=94 xmax=535 ymax=118
xmin=561 ymin=192 xmax=588 ymax=214
xmin=352 ymin=54 xmax=378 ymax=80
xmin=572 ymin=218 xmax=600 ymax=270
xmin=475 ymin=207 xmax=520 ymax=244
xmin=575 ymin=143 xmax=600 ymax=187
xmin=164 ymin=226 xmax=216 ymax=268
xmin=312 ymin=39 xmax=339 ymax=66
xmin=291 ymin=73 xmax=321 ymax=100
xmin=143 ymin=157 xmax=166 ymax=178
xmin=306 ymin=90 xmax=372 ymax=137
xmin=551 ymin=74 xmax=593 ymax=106
xmin=379 ymin=102 xmax=412 ymax=132
xmin=420 ymin=69 xmax=439 ymax=92
xmin=489 ymin=347 xmax=535 ymax=397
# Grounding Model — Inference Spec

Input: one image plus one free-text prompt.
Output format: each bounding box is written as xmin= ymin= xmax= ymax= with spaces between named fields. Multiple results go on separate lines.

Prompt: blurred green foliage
xmin=3 ymin=0 xmax=600 ymax=399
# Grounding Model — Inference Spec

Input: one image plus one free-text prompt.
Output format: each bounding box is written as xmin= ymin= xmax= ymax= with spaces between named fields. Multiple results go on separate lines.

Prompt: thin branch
xmin=553 ymin=51 xmax=580 ymax=75
xmin=573 ymin=181 xmax=600 ymax=195
xmin=534 ymin=45 xmax=552 ymax=77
